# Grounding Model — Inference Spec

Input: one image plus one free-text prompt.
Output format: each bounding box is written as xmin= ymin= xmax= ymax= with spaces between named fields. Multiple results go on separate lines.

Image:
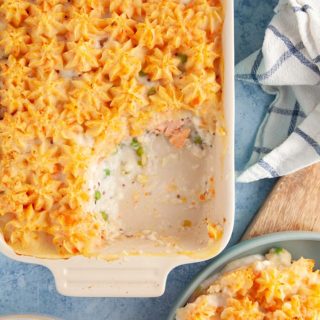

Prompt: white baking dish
xmin=0 ymin=0 xmax=234 ymax=297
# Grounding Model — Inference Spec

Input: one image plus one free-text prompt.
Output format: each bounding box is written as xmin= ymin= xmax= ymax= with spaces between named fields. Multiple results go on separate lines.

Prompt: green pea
xmin=101 ymin=211 xmax=108 ymax=221
xmin=147 ymin=87 xmax=156 ymax=96
xmin=136 ymin=146 xmax=144 ymax=157
xmin=94 ymin=190 xmax=102 ymax=201
xmin=177 ymin=53 xmax=188 ymax=64
xmin=131 ymin=138 xmax=140 ymax=150
xmin=139 ymin=70 xmax=147 ymax=77
xmin=194 ymin=136 xmax=203 ymax=145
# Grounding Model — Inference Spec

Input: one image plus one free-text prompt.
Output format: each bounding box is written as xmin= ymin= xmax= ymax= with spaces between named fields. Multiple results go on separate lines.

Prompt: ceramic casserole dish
xmin=0 ymin=0 xmax=234 ymax=297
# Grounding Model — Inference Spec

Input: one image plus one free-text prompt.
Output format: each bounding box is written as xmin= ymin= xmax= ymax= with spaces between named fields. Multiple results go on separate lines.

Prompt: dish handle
xmin=46 ymin=257 xmax=175 ymax=297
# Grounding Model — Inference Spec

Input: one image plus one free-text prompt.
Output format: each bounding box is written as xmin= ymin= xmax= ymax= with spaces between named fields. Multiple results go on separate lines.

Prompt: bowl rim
xmin=167 ymin=231 xmax=320 ymax=320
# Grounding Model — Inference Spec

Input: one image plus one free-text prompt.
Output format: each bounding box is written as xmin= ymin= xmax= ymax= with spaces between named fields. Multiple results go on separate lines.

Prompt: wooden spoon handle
xmin=242 ymin=163 xmax=320 ymax=240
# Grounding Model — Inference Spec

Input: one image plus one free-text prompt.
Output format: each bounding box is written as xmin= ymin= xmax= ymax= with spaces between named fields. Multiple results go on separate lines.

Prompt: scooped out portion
xmin=83 ymin=115 xmax=223 ymax=258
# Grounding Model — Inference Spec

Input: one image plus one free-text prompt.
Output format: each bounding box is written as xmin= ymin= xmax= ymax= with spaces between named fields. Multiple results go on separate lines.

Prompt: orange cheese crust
xmin=0 ymin=0 xmax=223 ymax=257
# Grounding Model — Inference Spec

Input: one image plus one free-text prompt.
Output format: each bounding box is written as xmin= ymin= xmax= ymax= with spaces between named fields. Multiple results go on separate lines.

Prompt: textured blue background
xmin=0 ymin=1 xmax=279 ymax=319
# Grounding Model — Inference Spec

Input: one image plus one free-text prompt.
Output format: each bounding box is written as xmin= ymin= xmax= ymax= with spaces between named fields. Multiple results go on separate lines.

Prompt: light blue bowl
xmin=168 ymin=231 xmax=320 ymax=320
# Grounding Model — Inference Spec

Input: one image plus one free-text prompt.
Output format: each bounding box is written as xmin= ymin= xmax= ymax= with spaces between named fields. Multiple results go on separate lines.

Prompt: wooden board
xmin=242 ymin=162 xmax=320 ymax=240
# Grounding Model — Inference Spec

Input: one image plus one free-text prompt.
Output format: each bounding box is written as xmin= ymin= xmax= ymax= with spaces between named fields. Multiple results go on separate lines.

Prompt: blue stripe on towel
xmin=253 ymin=146 xmax=272 ymax=154
xmin=256 ymin=42 xmax=304 ymax=81
xmin=314 ymin=55 xmax=320 ymax=64
xmin=268 ymin=25 xmax=320 ymax=77
xmin=268 ymin=105 xmax=306 ymax=118
xmin=251 ymin=50 xmax=263 ymax=83
xmin=258 ymin=159 xmax=279 ymax=177
xmin=288 ymin=102 xmax=304 ymax=135
xmin=292 ymin=4 xmax=311 ymax=12
xmin=295 ymin=128 xmax=320 ymax=155
xmin=236 ymin=42 xmax=305 ymax=82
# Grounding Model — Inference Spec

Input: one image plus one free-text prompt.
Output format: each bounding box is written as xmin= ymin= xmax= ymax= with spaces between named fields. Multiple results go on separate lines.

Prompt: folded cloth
xmin=236 ymin=0 xmax=320 ymax=183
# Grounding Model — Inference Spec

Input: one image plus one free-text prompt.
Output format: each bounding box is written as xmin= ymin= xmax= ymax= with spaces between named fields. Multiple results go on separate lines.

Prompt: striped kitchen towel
xmin=236 ymin=0 xmax=320 ymax=182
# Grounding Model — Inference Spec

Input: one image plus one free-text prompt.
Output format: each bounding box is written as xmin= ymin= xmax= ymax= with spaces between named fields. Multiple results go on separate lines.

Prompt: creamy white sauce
xmin=266 ymin=248 xmax=292 ymax=266
xmin=75 ymin=133 xmax=94 ymax=147
xmin=86 ymin=144 xmax=140 ymax=218
xmin=60 ymin=69 xmax=78 ymax=79
xmin=84 ymin=121 xmax=216 ymax=244
xmin=223 ymin=254 xmax=265 ymax=273
xmin=254 ymin=260 xmax=272 ymax=271
xmin=206 ymin=294 xmax=227 ymax=307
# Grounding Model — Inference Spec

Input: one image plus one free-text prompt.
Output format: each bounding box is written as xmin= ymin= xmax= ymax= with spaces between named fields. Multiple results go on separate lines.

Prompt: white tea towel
xmin=236 ymin=0 xmax=320 ymax=182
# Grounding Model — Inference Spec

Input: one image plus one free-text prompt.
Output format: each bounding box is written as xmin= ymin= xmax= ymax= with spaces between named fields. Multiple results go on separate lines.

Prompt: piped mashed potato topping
xmin=0 ymin=0 xmax=224 ymax=257
xmin=176 ymin=249 xmax=320 ymax=320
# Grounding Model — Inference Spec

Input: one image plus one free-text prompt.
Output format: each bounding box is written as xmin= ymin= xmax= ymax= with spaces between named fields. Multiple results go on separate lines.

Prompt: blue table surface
xmin=0 ymin=1 xmax=279 ymax=319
